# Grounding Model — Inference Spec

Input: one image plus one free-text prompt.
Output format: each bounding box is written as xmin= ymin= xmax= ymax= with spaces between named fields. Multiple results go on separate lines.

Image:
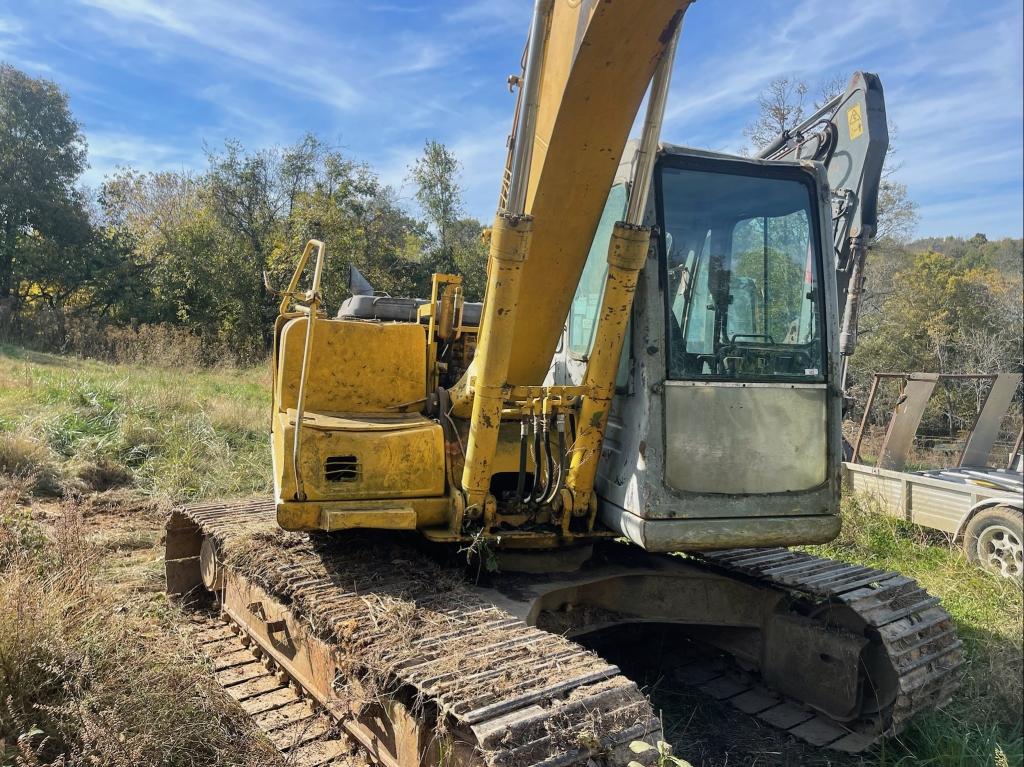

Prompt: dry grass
xmin=0 ymin=433 xmax=62 ymax=496
xmin=0 ymin=487 xmax=282 ymax=767
xmin=7 ymin=317 xmax=243 ymax=369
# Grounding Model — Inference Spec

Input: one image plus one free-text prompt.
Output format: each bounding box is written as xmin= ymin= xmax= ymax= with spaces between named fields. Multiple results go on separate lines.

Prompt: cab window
xmin=659 ymin=160 xmax=825 ymax=381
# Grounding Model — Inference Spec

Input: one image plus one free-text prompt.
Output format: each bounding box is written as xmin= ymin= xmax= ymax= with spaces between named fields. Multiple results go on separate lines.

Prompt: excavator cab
xmin=558 ymin=146 xmax=842 ymax=552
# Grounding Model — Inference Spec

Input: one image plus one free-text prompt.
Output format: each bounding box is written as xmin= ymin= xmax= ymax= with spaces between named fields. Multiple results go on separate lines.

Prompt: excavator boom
xmin=505 ymin=0 xmax=688 ymax=384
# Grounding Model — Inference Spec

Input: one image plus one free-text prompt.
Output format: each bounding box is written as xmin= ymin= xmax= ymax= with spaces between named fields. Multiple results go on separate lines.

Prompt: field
xmin=1 ymin=344 xmax=1021 ymax=767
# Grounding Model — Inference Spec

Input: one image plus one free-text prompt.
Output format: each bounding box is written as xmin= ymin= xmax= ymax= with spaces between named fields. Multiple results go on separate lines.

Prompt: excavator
xmin=165 ymin=2 xmax=962 ymax=765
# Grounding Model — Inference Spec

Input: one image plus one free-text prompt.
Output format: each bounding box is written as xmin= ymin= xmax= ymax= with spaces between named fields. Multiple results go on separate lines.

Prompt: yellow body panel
xmin=278 ymin=497 xmax=450 ymax=532
xmin=271 ymin=314 xmax=447 ymax=531
xmin=276 ymin=317 xmax=427 ymax=413
xmin=274 ymin=410 xmax=445 ymax=502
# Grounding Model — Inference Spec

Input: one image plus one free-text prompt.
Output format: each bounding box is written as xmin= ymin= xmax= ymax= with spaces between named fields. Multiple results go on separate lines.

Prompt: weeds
xmin=5 ymin=318 xmax=241 ymax=369
xmin=0 ymin=434 xmax=62 ymax=496
xmin=0 ymin=497 xmax=281 ymax=767
xmin=2 ymin=344 xmax=1022 ymax=766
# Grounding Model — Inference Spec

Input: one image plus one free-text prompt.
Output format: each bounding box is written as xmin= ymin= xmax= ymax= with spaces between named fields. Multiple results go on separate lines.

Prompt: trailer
xmin=844 ymin=372 xmax=1023 ymax=580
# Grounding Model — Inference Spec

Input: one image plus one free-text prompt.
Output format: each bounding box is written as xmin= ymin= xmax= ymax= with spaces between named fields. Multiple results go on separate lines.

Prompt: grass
xmin=0 ymin=343 xmax=271 ymax=503
xmin=0 ymin=487 xmax=283 ymax=767
xmin=1 ymin=344 xmax=1021 ymax=766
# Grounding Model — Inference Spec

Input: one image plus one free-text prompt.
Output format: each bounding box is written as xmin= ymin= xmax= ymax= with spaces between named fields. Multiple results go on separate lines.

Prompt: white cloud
xmin=375 ymin=38 xmax=450 ymax=78
xmin=82 ymin=130 xmax=202 ymax=185
xmin=0 ymin=17 xmax=24 ymax=35
xmin=76 ymin=0 xmax=363 ymax=110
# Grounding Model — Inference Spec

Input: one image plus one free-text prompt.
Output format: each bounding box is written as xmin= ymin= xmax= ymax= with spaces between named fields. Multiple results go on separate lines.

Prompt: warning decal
xmin=847 ymin=103 xmax=864 ymax=140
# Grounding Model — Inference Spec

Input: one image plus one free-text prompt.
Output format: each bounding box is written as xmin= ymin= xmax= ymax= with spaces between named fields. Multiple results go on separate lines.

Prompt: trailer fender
xmin=955 ymin=497 xmax=1024 ymax=540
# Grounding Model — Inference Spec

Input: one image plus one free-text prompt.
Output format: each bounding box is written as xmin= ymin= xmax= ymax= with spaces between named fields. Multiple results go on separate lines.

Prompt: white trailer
xmin=845 ymin=372 xmax=1023 ymax=580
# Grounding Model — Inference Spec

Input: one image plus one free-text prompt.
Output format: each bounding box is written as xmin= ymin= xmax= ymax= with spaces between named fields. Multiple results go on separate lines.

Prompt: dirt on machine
xmin=165 ymin=2 xmax=963 ymax=765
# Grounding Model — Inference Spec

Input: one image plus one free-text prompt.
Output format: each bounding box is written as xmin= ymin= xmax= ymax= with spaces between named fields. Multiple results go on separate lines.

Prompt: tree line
xmin=0 ymin=64 xmax=487 ymax=363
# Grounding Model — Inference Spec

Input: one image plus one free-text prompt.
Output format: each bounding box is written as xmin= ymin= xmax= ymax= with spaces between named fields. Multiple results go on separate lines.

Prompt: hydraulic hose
xmin=516 ymin=420 xmax=529 ymax=502
xmin=541 ymin=416 xmax=555 ymax=502
xmin=531 ymin=413 xmax=551 ymax=504
xmin=543 ymin=412 xmax=566 ymax=505
xmin=528 ymin=415 xmax=543 ymax=502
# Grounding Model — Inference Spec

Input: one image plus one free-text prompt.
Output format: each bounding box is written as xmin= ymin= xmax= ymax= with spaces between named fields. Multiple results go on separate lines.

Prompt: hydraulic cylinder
xmin=566 ymin=222 xmax=650 ymax=514
xmin=460 ymin=213 xmax=533 ymax=516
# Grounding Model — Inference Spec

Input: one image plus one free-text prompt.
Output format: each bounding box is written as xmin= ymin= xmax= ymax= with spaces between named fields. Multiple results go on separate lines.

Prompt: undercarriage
xmin=166 ymin=500 xmax=962 ymax=766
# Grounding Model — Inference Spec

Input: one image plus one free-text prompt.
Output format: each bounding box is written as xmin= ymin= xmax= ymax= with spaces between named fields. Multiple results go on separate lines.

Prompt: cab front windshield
xmin=657 ymin=159 xmax=826 ymax=382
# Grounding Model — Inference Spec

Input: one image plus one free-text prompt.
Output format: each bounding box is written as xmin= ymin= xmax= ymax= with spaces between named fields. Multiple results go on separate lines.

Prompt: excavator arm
xmin=757 ymin=72 xmax=889 ymax=388
xmin=453 ymin=0 xmax=690 ymax=521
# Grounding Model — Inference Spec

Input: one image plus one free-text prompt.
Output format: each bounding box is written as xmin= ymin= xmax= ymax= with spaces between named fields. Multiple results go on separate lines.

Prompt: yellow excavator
xmin=166 ymin=2 xmax=962 ymax=764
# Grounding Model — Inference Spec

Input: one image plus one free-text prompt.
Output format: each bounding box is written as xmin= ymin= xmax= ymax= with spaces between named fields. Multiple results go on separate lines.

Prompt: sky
xmin=1 ymin=0 xmax=1022 ymax=238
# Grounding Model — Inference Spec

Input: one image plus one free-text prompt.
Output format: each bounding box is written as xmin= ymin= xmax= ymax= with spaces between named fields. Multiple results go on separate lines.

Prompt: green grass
xmin=0 ymin=344 xmax=271 ymax=502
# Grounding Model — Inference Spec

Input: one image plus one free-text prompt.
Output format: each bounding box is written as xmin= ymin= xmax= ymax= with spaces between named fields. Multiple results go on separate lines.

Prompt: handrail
xmin=282 ymin=239 xmax=326 ymax=501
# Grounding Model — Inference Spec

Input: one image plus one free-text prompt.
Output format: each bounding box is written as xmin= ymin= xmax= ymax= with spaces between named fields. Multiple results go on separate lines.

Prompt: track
xmin=189 ymin=614 xmax=363 ymax=766
xmin=697 ymin=548 xmax=964 ymax=746
xmin=168 ymin=500 xmax=661 ymax=767
xmin=167 ymin=500 xmax=962 ymax=765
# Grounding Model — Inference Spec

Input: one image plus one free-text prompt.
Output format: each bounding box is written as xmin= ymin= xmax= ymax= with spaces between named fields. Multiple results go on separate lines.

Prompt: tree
xmin=203 ymin=140 xmax=287 ymax=357
xmin=407 ymin=140 xmax=488 ymax=299
xmin=852 ymin=247 xmax=1021 ymax=435
xmin=283 ymin=157 xmax=432 ymax=306
xmin=100 ymin=168 xmax=225 ymax=330
xmin=408 ymin=140 xmax=464 ymax=274
xmin=0 ymin=64 xmax=88 ymax=315
xmin=743 ymin=77 xmax=808 ymax=150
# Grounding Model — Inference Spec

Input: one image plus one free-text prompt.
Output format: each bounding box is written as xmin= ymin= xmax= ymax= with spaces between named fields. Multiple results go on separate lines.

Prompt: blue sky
xmin=2 ymin=0 xmax=1022 ymax=238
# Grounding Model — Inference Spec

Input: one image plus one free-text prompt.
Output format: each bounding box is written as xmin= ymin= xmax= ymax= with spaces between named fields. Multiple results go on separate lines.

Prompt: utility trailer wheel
xmin=964 ymin=506 xmax=1023 ymax=581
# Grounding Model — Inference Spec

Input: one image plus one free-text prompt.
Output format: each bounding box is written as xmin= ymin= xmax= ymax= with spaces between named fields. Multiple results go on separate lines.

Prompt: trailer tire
xmin=963 ymin=506 xmax=1023 ymax=581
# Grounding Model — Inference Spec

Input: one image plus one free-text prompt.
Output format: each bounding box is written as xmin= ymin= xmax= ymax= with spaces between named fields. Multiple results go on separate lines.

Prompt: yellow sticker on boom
xmin=847 ymin=103 xmax=864 ymax=140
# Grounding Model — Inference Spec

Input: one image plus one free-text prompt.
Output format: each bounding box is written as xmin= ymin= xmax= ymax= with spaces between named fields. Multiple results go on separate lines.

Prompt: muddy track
xmin=167 ymin=500 xmax=962 ymax=765
xmin=190 ymin=614 xmax=363 ymax=767
xmin=168 ymin=500 xmax=661 ymax=767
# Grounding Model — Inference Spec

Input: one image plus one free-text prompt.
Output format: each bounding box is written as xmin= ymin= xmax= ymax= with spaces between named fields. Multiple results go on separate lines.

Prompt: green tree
xmin=203 ymin=140 xmax=286 ymax=357
xmin=282 ymin=156 xmax=431 ymax=308
xmin=100 ymin=169 xmax=225 ymax=331
xmin=852 ymin=248 xmax=1021 ymax=434
xmin=0 ymin=64 xmax=88 ymax=316
xmin=407 ymin=140 xmax=487 ymax=299
xmin=449 ymin=217 xmax=488 ymax=301
xmin=408 ymin=140 xmax=464 ymax=275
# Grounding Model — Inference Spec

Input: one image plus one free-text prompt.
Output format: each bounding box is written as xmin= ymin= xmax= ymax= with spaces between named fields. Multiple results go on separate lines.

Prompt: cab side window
xmin=568 ymin=184 xmax=629 ymax=357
